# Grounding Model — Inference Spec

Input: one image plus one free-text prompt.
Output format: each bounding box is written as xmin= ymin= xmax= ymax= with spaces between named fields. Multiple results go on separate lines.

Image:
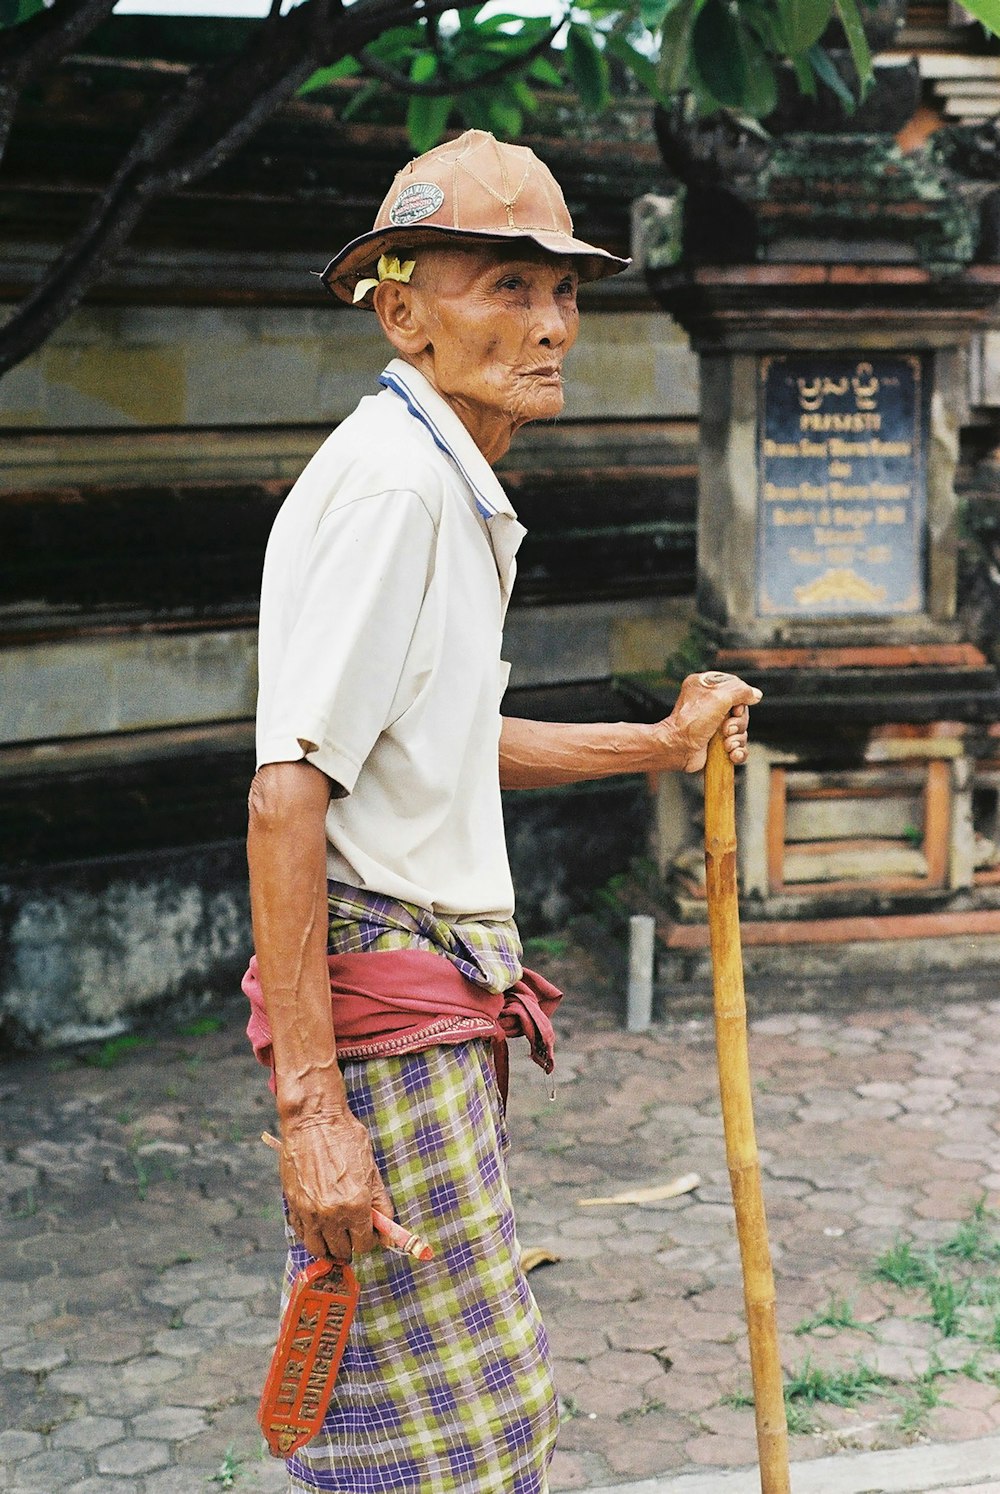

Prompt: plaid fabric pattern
xmin=282 ymin=1041 xmax=557 ymax=1492
xmin=327 ymin=881 xmax=523 ymax=996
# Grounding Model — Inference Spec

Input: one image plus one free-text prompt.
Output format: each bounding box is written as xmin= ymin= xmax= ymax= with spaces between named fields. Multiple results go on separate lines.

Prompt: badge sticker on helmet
xmin=389 ymin=182 xmax=445 ymax=226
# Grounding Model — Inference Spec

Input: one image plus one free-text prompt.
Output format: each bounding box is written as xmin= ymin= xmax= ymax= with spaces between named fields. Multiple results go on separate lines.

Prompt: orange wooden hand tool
xmin=258 ymin=1257 xmax=360 ymax=1458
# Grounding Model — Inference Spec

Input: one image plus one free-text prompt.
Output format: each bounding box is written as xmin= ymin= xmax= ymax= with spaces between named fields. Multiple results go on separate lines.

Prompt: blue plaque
xmin=757 ymin=354 xmax=928 ymax=617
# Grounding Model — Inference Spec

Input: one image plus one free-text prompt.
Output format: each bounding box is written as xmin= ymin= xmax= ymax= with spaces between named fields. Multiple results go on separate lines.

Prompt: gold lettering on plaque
xmin=772 ymin=506 xmax=815 ymax=525
xmin=828 ymin=437 xmax=910 ymax=459
xmin=793 ymin=569 xmax=887 ymax=607
xmin=759 ymin=353 xmax=923 ymax=616
xmin=800 ymin=411 xmax=883 ymax=433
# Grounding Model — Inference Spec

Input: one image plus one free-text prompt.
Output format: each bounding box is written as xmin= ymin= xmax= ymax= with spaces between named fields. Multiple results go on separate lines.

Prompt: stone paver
xmin=95 ymin=1438 xmax=171 ymax=1476
xmin=50 ymin=1415 xmax=125 ymax=1450
xmin=2 ymin=964 xmax=1000 ymax=1489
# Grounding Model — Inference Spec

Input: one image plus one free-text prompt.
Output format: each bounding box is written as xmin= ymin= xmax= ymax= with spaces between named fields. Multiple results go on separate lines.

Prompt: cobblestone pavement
xmin=3 ymin=955 xmax=1000 ymax=1492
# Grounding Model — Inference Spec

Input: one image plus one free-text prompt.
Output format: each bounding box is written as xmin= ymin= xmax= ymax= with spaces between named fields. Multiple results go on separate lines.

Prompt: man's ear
xmin=373 ymin=281 xmax=431 ymax=358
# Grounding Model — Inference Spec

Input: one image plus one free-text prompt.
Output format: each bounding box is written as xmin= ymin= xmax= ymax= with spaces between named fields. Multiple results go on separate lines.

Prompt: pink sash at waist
xmin=241 ymin=947 xmax=561 ymax=1104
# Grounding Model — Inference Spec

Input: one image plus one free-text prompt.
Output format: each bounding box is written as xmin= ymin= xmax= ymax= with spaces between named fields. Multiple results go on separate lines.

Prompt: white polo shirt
xmin=255 ymin=358 xmax=526 ymax=922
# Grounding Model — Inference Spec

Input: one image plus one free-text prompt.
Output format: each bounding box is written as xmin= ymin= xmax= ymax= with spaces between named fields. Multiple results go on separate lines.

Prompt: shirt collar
xmin=378 ymin=359 xmax=518 ymax=525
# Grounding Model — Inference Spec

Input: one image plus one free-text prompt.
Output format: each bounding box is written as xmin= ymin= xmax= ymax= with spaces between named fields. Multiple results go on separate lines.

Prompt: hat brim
xmin=319 ymin=223 xmax=630 ymax=305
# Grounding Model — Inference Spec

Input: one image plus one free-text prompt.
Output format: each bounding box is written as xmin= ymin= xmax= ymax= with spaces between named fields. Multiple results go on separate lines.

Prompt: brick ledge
xmin=662 ymin=908 xmax=1000 ymax=949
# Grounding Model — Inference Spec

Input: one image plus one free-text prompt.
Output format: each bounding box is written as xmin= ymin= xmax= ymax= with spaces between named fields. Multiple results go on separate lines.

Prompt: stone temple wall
xmin=4 ymin=260 xmax=999 ymax=1046
xmin=0 ymin=216 xmax=705 ymax=1045
xmin=3 ymin=15 xmax=1000 ymax=1043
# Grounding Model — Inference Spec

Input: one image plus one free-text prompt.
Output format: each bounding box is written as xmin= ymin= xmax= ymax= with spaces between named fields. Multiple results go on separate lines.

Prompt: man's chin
xmin=515 ymin=387 xmax=565 ymax=425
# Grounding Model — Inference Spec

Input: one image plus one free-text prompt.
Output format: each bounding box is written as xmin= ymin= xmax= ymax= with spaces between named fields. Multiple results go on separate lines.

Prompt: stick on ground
xmin=704 ymin=729 xmax=791 ymax=1494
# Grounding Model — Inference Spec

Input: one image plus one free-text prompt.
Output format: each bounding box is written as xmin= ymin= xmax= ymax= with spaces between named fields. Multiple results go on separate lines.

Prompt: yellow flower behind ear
xmin=380 ymin=255 xmax=416 ymax=282
xmin=352 ymin=254 xmax=417 ymax=304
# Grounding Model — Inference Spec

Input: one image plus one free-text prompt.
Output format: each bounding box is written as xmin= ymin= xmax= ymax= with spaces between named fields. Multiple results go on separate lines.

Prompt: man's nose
xmin=533 ymin=293 xmax=569 ymax=347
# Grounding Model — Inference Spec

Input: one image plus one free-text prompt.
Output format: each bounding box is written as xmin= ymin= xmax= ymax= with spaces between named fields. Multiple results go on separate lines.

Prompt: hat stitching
xmin=452 ymin=130 xmax=480 ymax=231
xmin=533 ymin=162 xmax=569 ymax=234
xmin=495 ymin=137 xmax=515 ymax=227
xmin=451 ymin=156 xmax=461 ymax=230
xmin=459 ymin=131 xmax=532 ymax=228
xmin=456 ymin=153 xmax=533 ymax=229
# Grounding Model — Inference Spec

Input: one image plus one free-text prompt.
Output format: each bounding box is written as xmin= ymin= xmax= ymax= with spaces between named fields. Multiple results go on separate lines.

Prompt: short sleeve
xmin=256 ymin=489 xmax=436 ymax=790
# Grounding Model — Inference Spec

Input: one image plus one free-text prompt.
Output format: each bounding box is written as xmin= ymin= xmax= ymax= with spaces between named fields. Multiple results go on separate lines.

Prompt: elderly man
xmin=245 ymin=130 xmax=760 ymax=1493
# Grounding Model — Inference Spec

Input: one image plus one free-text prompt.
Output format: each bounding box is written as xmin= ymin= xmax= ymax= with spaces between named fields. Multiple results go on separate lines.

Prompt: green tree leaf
xmin=341 ymin=79 xmax=382 ymax=122
xmin=456 ymin=90 xmax=493 ymax=132
xmin=528 ymin=55 xmax=565 ymax=88
xmin=574 ymin=0 xmax=628 ymax=17
xmin=742 ymin=48 xmax=778 ymax=117
xmin=370 ymin=25 xmax=422 ymax=64
xmin=467 ymin=12 xmax=554 ymax=43
xmin=658 ymin=0 xmax=703 ymax=96
xmin=511 ymin=79 xmax=540 ymax=113
xmin=0 ymin=0 xmax=46 ymax=27
xmin=742 ymin=0 xmax=782 ymax=50
xmin=792 ymin=50 xmax=818 ymax=99
xmin=807 ymin=40 xmax=856 ymax=111
xmin=297 ymin=58 xmax=361 ymax=96
xmin=565 ymin=23 xmax=611 ymax=113
xmin=690 ymin=0 xmax=746 ymax=107
xmin=640 ymin=0 xmax=687 ymax=30
xmin=406 ymin=92 xmax=453 ymax=153
xmin=516 ymin=16 xmax=563 ymax=43
xmin=410 ymin=51 xmax=438 ymax=85
xmin=605 ymin=31 xmax=662 ymax=101
xmin=470 ymin=10 xmax=537 ymax=28
xmin=486 ymin=98 xmax=523 ymax=138
xmin=690 ymin=0 xmax=778 ymax=115
xmin=833 ymin=0 xmax=874 ymax=96
xmin=957 ymin=0 xmax=1000 ymax=35
xmin=777 ymin=0 xmax=835 ymax=55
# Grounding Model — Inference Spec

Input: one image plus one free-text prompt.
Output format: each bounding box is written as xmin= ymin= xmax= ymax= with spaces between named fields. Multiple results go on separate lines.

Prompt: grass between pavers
xmin=724 ymin=1359 xmax=891 ymax=1436
xmin=209 ymin=1444 xmax=245 ymax=1487
xmin=793 ymin=1295 xmax=877 ymax=1338
xmin=722 ymin=1196 xmax=1000 ymax=1440
xmin=205 ymin=1440 xmax=277 ymax=1488
xmin=872 ymin=1197 xmax=1000 ymax=1351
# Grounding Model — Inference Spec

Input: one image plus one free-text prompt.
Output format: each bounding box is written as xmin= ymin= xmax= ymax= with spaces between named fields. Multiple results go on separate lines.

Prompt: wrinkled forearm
xmin=498 ymin=715 xmax=684 ymax=789
xmin=246 ymin=761 xmax=348 ymax=1124
xmin=499 ymin=674 xmax=760 ymax=786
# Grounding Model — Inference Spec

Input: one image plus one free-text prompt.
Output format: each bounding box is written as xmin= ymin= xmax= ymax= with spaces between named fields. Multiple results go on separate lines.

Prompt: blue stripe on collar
xmin=379 ymin=369 xmax=497 ymax=522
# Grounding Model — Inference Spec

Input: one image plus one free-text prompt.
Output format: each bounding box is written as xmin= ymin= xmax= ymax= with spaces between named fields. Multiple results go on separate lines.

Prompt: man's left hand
xmin=657 ymin=671 xmax=762 ymax=774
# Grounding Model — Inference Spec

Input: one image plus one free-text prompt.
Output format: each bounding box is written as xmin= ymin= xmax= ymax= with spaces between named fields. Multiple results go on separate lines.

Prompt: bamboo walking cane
xmin=704 ymin=727 xmax=791 ymax=1494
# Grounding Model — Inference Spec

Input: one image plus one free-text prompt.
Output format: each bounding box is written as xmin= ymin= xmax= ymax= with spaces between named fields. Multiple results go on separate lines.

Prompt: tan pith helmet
xmin=320 ymin=129 xmax=629 ymax=304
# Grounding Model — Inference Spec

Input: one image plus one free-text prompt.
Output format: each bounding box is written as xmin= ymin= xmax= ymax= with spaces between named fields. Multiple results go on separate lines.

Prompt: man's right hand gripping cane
xmin=247 ymin=760 xmax=393 ymax=1263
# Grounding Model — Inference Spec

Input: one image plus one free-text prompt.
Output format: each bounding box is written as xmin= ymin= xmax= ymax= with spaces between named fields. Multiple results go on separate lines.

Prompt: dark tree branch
xmin=150 ymin=54 xmax=321 ymax=193
xmin=154 ymin=0 xmax=419 ymax=182
xmin=358 ymin=16 xmax=567 ymax=98
xmin=0 ymin=0 xmax=116 ymax=164
xmin=0 ymin=0 xmax=485 ymax=375
xmin=0 ymin=63 xmax=215 ymax=370
xmin=0 ymin=0 xmax=115 ymax=71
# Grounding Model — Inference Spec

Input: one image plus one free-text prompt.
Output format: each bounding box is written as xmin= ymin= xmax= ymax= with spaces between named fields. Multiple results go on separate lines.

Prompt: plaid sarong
xmin=327 ymin=881 xmax=523 ymax=996
xmin=282 ymin=1041 xmax=557 ymax=1493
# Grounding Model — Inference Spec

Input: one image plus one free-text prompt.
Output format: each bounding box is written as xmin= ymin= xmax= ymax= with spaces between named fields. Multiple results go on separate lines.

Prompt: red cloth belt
xmin=242 ymin=947 xmax=562 ymax=1105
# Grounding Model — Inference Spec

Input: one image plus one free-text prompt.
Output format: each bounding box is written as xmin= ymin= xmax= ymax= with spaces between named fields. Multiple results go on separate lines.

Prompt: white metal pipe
xmin=626 ymin=913 xmax=656 ymax=1033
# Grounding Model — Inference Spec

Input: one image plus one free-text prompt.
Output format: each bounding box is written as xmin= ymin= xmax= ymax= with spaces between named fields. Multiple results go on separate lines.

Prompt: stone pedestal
xmin=656 ymin=264 xmax=1000 ymax=649
xmin=631 ymin=260 xmax=1000 ymax=973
